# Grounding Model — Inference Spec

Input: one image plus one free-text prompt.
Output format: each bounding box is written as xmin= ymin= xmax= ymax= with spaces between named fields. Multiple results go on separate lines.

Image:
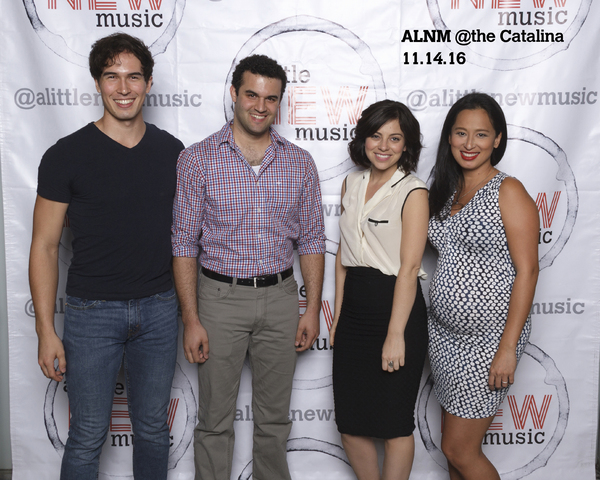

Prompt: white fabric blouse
xmin=339 ymin=168 xmax=428 ymax=278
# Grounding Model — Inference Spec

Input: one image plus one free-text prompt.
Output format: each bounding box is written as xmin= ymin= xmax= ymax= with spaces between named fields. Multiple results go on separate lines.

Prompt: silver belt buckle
xmin=254 ymin=277 xmax=257 ymax=288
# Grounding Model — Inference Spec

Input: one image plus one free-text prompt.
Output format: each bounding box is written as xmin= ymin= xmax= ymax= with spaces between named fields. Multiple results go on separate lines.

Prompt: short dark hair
xmin=428 ymin=92 xmax=508 ymax=218
xmin=231 ymin=55 xmax=287 ymax=98
xmin=89 ymin=33 xmax=154 ymax=82
xmin=348 ymin=100 xmax=422 ymax=173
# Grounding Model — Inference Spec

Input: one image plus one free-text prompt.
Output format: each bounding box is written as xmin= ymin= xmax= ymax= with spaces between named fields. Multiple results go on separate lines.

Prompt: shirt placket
xmin=253 ymin=170 xmax=267 ymax=274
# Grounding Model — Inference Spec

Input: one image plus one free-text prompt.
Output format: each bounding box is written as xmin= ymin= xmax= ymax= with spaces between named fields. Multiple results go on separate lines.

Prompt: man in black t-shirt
xmin=29 ymin=33 xmax=183 ymax=480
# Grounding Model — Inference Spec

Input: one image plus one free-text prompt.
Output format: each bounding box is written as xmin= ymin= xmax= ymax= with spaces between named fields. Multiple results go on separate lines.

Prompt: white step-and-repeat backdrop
xmin=2 ymin=0 xmax=599 ymax=478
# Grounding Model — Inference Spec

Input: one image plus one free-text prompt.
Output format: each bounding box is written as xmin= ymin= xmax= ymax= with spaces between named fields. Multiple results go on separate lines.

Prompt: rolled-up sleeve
xmin=297 ymin=157 xmax=326 ymax=256
xmin=172 ymin=145 xmax=204 ymax=258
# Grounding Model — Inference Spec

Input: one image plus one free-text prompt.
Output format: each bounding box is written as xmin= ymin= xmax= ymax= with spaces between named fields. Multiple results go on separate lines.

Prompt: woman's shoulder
xmin=498 ymin=174 xmax=527 ymax=196
xmin=344 ymin=169 xmax=367 ymax=191
xmin=346 ymin=169 xmax=365 ymax=182
xmin=484 ymin=171 xmax=514 ymax=196
xmin=497 ymin=173 xmax=537 ymax=218
xmin=397 ymin=172 xmax=427 ymax=191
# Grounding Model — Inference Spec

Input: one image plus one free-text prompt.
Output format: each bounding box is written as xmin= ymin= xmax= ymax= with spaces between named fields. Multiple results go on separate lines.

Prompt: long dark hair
xmin=348 ymin=100 xmax=422 ymax=172
xmin=428 ymin=93 xmax=507 ymax=219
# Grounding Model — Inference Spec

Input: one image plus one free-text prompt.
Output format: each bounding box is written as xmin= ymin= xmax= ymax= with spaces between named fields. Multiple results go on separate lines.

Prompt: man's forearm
xmin=298 ymin=253 xmax=325 ymax=313
xmin=173 ymin=256 xmax=200 ymax=324
xmin=30 ymin=241 xmax=67 ymax=380
xmin=29 ymin=242 xmax=60 ymax=336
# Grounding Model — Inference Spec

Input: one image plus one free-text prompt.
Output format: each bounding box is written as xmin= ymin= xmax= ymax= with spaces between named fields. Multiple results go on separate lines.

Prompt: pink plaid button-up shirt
xmin=172 ymin=122 xmax=326 ymax=277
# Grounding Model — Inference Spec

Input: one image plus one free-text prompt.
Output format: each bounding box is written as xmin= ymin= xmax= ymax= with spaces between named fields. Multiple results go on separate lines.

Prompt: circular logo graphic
xmin=426 ymin=0 xmax=592 ymax=70
xmin=237 ymin=437 xmax=350 ymax=480
xmin=23 ymin=0 xmax=186 ymax=67
xmin=25 ymin=299 xmax=36 ymax=318
xmin=505 ymin=125 xmax=578 ymax=270
xmin=417 ymin=343 xmax=569 ymax=479
xmin=222 ymin=15 xmax=387 ymax=193
xmin=43 ymin=361 xmax=196 ymax=474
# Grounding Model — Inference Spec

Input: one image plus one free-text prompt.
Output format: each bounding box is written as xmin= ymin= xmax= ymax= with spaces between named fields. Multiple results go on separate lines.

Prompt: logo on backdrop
xmin=530 ymin=297 xmax=585 ymax=316
xmin=23 ymin=0 xmax=186 ymax=67
xmin=44 ymin=362 xmax=196 ymax=474
xmin=223 ymin=15 xmax=388 ymax=194
xmin=405 ymin=87 xmax=597 ymax=112
xmin=417 ymin=343 xmax=569 ymax=478
xmin=424 ymin=0 xmax=592 ymax=70
xmin=13 ymin=86 xmax=202 ymax=110
xmin=507 ymin=125 xmax=577 ymax=270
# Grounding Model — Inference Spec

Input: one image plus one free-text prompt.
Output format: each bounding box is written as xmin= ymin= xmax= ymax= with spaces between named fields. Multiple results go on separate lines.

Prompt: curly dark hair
xmin=231 ymin=55 xmax=287 ymax=98
xmin=89 ymin=33 xmax=154 ymax=82
xmin=348 ymin=100 xmax=422 ymax=173
xmin=428 ymin=92 xmax=508 ymax=219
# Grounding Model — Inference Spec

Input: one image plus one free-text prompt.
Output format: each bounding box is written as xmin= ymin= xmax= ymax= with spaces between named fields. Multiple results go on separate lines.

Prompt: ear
xmin=494 ymin=132 xmax=502 ymax=148
xmin=145 ymin=76 xmax=153 ymax=94
xmin=230 ymin=84 xmax=237 ymax=103
xmin=95 ymin=78 xmax=101 ymax=93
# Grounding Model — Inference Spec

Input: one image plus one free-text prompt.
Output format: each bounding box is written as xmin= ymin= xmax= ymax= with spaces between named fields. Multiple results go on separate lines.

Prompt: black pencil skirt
xmin=332 ymin=267 xmax=428 ymax=438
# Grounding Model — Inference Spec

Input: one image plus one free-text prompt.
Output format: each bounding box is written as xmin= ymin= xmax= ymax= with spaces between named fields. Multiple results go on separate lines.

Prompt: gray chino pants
xmin=194 ymin=270 xmax=299 ymax=480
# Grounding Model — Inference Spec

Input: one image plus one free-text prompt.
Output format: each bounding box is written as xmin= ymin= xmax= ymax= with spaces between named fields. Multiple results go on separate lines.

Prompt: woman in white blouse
xmin=330 ymin=100 xmax=429 ymax=480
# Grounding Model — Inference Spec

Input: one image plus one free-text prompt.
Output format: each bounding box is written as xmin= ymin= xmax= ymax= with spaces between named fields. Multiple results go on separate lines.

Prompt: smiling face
xmin=449 ymin=108 xmax=502 ymax=174
xmin=230 ymin=71 xmax=282 ymax=141
xmin=364 ymin=119 xmax=407 ymax=177
xmin=95 ymin=52 xmax=151 ymax=126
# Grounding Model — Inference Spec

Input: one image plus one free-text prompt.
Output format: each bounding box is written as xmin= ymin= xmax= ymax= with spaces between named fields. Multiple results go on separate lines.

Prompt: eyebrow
xmin=102 ymin=71 xmax=144 ymax=77
xmin=374 ymin=131 xmax=404 ymax=136
xmin=453 ymin=126 xmax=491 ymax=132
xmin=244 ymin=89 xmax=279 ymax=100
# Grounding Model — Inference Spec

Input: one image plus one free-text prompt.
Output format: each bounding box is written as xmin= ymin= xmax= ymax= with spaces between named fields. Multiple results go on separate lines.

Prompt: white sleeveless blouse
xmin=339 ymin=168 xmax=428 ymax=278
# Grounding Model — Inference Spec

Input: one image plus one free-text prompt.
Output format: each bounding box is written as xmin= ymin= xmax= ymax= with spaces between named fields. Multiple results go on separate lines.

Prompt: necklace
xmin=452 ymin=169 xmax=496 ymax=207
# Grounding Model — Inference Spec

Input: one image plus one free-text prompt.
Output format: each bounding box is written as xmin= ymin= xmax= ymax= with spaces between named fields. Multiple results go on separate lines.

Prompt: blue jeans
xmin=60 ymin=288 xmax=178 ymax=480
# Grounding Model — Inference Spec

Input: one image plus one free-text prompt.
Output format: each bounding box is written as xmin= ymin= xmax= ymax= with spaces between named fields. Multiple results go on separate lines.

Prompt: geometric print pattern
xmin=427 ymin=172 xmax=531 ymax=419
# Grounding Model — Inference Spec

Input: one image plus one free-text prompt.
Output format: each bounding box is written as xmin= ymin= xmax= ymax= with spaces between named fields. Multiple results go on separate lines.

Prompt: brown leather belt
xmin=201 ymin=267 xmax=293 ymax=288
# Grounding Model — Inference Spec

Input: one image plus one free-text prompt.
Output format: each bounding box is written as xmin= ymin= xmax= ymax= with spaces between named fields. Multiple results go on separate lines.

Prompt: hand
xmin=381 ymin=332 xmax=405 ymax=372
xmin=38 ymin=332 xmax=66 ymax=382
xmin=295 ymin=309 xmax=319 ymax=352
xmin=182 ymin=318 xmax=210 ymax=364
xmin=488 ymin=345 xmax=517 ymax=391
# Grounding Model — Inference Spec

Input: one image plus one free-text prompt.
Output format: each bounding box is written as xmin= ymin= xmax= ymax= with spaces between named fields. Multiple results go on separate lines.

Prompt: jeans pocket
xmin=152 ymin=287 xmax=177 ymax=301
xmin=281 ymin=276 xmax=299 ymax=296
xmin=199 ymin=278 xmax=232 ymax=300
xmin=65 ymin=296 xmax=103 ymax=310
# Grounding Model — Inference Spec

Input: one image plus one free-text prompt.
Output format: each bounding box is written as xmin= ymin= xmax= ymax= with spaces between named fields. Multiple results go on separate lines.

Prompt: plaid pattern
xmin=172 ymin=122 xmax=326 ymax=278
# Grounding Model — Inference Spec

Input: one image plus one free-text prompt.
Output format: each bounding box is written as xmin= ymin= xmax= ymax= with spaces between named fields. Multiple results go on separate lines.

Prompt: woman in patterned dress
xmin=427 ymin=93 xmax=539 ymax=479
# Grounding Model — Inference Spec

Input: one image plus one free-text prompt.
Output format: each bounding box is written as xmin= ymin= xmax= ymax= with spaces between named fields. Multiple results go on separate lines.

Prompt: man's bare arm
xmin=173 ymin=256 xmax=209 ymax=363
xmin=295 ymin=253 xmax=324 ymax=352
xmin=29 ymin=195 xmax=69 ymax=381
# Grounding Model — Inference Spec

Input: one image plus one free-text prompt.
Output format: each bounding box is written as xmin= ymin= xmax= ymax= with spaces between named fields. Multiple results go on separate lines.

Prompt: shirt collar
xmin=363 ymin=168 xmax=409 ymax=188
xmin=218 ymin=121 xmax=285 ymax=152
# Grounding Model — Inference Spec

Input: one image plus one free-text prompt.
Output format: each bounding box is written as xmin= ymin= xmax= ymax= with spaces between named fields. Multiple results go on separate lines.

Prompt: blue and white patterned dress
xmin=427 ymin=172 xmax=531 ymax=419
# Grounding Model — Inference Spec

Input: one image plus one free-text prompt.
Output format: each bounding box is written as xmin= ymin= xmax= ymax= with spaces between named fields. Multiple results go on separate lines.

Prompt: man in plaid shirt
xmin=172 ymin=54 xmax=326 ymax=480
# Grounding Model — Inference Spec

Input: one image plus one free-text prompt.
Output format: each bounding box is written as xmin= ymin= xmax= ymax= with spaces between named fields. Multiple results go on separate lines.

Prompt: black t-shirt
xmin=37 ymin=122 xmax=184 ymax=300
